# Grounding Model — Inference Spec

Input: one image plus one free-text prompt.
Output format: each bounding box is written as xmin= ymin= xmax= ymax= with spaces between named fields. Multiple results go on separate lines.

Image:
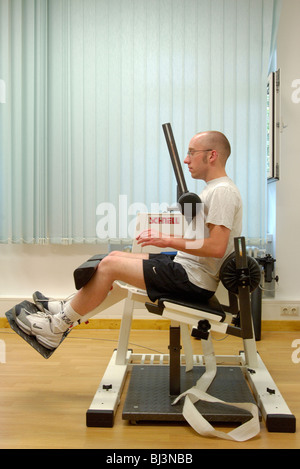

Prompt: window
xmin=267 ymin=70 xmax=281 ymax=182
xmin=0 ymin=0 xmax=282 ymax=245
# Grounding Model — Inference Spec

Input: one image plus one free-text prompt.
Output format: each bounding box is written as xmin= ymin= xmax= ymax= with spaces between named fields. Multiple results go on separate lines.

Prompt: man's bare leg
xmin=108 ymin=250 xmax=149 ymax=260
xmin=34 ymin=251 xmax=150 ymax=314
xmin=70 ymin=253 xmax=148 ymax=316
xmin=14 ymin=251 xmax=150 ymax=349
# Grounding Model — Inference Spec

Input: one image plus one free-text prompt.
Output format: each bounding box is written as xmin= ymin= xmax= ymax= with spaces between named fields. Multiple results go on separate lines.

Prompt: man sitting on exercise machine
xmin=15 ymin=130 xmax=243 ymax=350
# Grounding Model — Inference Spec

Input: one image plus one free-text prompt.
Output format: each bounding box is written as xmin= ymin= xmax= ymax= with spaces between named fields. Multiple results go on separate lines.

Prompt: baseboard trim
xmin=261 ymin=320 xmax=300 ymax=332
xmin=75 ymin=318 xmax=171 ymax=330
xmin=1 ymin=317 xmax=300 ymax=332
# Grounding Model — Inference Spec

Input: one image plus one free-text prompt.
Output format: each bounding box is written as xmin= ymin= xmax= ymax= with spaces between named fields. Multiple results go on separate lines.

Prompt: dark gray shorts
xmin=143 ymin=253 xmax=214 ymax=303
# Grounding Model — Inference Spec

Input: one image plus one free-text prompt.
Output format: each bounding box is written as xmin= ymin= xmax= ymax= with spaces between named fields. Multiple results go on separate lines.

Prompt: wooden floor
xmin=0 ymin=326 xmax=299 ymax=450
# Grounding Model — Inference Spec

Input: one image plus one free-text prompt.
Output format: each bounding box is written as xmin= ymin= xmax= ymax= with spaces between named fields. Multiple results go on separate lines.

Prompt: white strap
xmin=173 ymin=386 xmax=260 ymax=441
xmin=172 ymin=335 xmax=260 ymax=441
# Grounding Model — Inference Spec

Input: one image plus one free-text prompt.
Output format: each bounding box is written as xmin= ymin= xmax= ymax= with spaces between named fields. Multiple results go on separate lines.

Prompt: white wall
xmin=1 ymin=0 xmax=300 ymax=321
xmin=0 ymin=243 xmax=107 ymax=314
xmin=274 ymin=0 xmax=300 ymax=302
xmin=256 ymin=0 xmax=300 ymax=322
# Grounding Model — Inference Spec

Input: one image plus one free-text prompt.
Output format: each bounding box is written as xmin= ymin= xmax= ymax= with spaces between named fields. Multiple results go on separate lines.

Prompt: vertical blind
xmin=0 ymin=0 xmax=281 ymax=244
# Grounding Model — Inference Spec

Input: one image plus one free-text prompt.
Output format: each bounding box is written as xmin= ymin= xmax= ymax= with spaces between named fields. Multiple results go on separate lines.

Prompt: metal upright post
xmin=169 ymin=326 xmax=181 ymax=396
xmin=234 ymin=237 xmax=258 ymax=368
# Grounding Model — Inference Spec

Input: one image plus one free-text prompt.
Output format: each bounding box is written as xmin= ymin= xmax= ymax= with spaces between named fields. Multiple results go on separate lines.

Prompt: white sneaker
xmin=33 ymin=291 xmax=65 ymax=314
xmin=33 ymin=291 xmax=76 ymax=316
xmin=13 ymin=304 xmax=70 ymax=350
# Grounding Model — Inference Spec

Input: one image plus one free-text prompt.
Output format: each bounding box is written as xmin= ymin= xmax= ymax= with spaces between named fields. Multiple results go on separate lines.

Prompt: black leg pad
xmin=73 ymin=254 xmax=107 ymax=290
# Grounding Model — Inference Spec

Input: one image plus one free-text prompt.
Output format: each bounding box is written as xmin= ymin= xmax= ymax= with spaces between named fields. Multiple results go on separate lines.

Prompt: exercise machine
xmin=82 ymin=227 xmax=295 ymax=440
xmin=5 ymin=123 xmax=296 ymax=440
xmin=81 ymin=124 xmax=296 ymax=439
xmin=6 ymin=225 xmax=295 ymax=439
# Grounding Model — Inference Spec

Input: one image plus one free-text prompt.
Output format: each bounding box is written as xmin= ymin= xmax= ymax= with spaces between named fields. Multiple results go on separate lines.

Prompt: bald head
xmin=195 ymin=131 xmax=231 ymax=163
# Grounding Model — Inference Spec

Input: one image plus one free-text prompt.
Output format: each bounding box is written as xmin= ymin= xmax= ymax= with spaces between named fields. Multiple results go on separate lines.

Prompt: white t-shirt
xmin=174 ymin=176 xmax=243 ymax=292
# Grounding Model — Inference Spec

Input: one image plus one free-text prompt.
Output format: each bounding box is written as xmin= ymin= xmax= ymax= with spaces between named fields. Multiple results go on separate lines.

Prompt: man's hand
xmin=136 ymin=224 xmax=231 ymax=259
xmin=136 ymin=229 xmax=170 ymax=249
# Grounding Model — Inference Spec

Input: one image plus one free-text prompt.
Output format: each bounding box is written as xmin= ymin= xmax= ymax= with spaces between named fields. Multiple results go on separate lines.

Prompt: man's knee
xmin=97 ymin=254 xmax=112 ymax=271
xmin=108 ymin=251 xmax=120 ymax=257
xmin=97 ymin=253 xmax=122 ymax=276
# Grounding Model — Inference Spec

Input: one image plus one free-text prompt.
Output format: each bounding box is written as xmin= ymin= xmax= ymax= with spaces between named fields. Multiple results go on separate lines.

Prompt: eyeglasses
xmin=187 ymin=149 xmax=212 ymax=156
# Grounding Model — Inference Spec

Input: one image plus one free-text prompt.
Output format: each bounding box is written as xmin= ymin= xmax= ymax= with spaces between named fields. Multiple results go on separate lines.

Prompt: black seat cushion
xmin=157 ymin=294 xmax=226 ymax=322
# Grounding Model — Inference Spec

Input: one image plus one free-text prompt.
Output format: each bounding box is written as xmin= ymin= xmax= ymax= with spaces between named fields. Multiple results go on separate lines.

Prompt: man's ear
xmin=209 ymin=150 xmax=218 ymax=163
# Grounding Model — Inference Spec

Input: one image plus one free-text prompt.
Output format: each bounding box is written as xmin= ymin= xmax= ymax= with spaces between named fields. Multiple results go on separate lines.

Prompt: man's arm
xmin=136 ymin=223 xmax=231 ymax=259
